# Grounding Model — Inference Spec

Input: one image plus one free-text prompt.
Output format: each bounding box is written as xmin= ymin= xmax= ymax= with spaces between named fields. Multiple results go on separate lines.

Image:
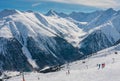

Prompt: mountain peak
xmin=1 ymin=9 xmax=19 ymax=13
xmin=26 ymin=10 xmax=33 ymax=13
xmin=46 ymin=9 xmax=57 ymax=16
xmin=107 ymin=8 xmax=114 ymax=10
xmin=105 ymin=8 xmax=116 ymax=13
xmin=0 ymin=9 xmax=20 ymax=18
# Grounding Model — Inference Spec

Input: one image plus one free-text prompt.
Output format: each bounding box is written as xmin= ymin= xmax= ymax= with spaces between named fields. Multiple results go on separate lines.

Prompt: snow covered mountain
xmin=79 ymin=22 xmax=120 ymax=55
xmin=0 ymin=9 xmax=85 ymax=71
xmin=0 ymin=8 xmax=120 ymax=71
xmin=78 ymin=9 xmax=120 ymax=55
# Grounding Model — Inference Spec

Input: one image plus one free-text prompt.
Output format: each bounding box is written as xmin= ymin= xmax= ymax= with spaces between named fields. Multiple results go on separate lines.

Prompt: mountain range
xmin=0 ymin=8 xmax=120 ymax=71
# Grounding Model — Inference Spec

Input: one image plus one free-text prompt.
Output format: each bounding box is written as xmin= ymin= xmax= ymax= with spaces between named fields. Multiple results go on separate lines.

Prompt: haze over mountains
xmin=0 ymin=8 xmax=120 ymax=71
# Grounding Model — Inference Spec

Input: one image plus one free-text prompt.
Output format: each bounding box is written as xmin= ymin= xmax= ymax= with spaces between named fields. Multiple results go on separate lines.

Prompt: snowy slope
xmin=6 ymin=44 xmax=120 ymax=81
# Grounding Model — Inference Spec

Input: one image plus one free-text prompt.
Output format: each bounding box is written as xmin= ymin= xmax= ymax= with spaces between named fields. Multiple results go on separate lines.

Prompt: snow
xmin=22 ymin=46 xmax=38 ymax=69
xmin=0 ymin=25 xmax=13 ymax=38
xmin=88 ymin=22 xmax=120 ymax=43
xmin=101 ymin=22 xmax=120 ymax=42
xmin=5 ymin=45 xmax=120 ymax=81
xmin=44 ymin=16 xmax=86 ymax=47
xmin=79 ymin=22 xmax=88 ymax=25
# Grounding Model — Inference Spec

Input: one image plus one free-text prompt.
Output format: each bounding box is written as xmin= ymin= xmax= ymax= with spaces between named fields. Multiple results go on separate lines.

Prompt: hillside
xmin=5 ymin=44 xmax=120 ymax=81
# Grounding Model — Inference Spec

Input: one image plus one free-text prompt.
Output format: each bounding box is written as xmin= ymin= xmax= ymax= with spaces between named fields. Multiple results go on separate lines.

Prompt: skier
xmin=66 ymin=69 xmax=70 ymax=75
xmin=112 ymin=58 xmax=115 ymax=63
xmin=67 ymin=70 xmax=70 ymax=75
xmin=97 ymin=64 xmax=101 ymax=69
xmin=86 ymin=65 xmax=88 ymax=69
xmin=102 ymin=63 xmax=105 ymax=69
xmin=66 ymin=62 xmax=70 ymax=75
xmin=38 ymin=77 xmax=40 ymax=80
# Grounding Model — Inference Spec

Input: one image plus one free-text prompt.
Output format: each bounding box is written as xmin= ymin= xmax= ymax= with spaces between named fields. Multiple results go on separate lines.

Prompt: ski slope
xmin=6 ymin=48 xmax=120 ymax=81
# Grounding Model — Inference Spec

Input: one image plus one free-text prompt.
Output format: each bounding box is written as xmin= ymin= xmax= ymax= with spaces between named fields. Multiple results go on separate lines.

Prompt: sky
xmin=0 ymin=0 xmax=120 ymax=14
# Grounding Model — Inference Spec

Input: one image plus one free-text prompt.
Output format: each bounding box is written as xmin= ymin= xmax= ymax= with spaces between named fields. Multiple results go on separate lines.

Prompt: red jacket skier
xmin=102 ymin=63 xmax=105 ymax=68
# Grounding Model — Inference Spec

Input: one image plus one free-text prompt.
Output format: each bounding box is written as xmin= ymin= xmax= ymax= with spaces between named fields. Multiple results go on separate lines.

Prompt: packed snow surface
xmin=6 ymin=46 xmax=120 ymax=81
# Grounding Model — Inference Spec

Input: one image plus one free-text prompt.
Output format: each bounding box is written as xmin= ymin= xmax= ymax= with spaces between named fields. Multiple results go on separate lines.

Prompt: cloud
xmin=32 ymin=3 xmax=41 ymax=7
xmin=47 ymin=0 xmax=120 ymax=9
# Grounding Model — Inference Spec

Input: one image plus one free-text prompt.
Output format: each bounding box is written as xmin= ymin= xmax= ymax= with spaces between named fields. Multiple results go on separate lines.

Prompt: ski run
xmin=2 ymin=47 xmax=120 ymax=81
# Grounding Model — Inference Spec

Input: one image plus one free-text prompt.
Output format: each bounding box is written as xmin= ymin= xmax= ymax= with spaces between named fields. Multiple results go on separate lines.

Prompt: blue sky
xmin=0 ymin=0 xmax=120 ymax=14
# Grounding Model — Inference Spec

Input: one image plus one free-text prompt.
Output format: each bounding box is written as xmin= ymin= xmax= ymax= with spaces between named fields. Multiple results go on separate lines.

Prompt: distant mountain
xmin=79 ymin=22 xmax=120 ymax=55
xmin=46 ymin=9 xmax=68 ymax=17
xmin=46 ymin=9 xmax=103 ymax=22
xmin=46 ymin=9 xmax=57 ymax=16
xmin=0 ymin=9 xmax=20 ymax=18
xmin=78 ymin=8 xmax=120 ymax=55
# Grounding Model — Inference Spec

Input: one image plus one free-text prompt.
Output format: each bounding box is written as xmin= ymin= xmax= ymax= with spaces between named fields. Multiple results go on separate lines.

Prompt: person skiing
xmin=66 ymin=69 xmax=70 ymax=75
xmin=66 ymin=62 xmax=70 ymax=75
xmin=97 ymin=64 xmax=101 ymax=69
xmin=112 ymin=58 xmax=115 ymax=63
xmin=102 ymin=63 xmax=105 ymax=69
xmin=38 ymin=77 xmax=40 ymax=80
xmin=86 ymin=65 xmax=88 ymax=69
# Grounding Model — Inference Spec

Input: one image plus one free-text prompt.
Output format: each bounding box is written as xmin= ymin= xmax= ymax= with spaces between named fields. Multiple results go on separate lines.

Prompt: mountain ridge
xmin=0 ymin=8 xmax=120 ymax=71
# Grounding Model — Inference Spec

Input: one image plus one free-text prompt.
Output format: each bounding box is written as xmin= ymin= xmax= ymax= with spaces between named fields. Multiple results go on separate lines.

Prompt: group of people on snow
xmin=97 ymin=63 xmax=105 ymax=69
